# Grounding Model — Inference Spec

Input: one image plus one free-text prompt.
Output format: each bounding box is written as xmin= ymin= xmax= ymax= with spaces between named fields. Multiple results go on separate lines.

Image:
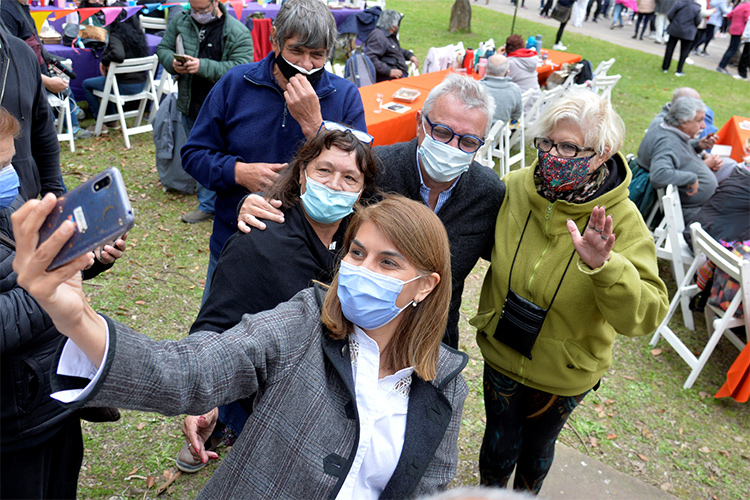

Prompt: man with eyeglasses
xmin=156 ymin=0 xmax=253 ymax=224
xmin=373 ymin=74 xmax=505 ymax=349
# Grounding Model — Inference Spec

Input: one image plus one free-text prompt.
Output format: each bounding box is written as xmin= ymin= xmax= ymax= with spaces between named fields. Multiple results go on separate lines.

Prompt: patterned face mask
xmin=536 ymin=150 xmax=593 ymax=192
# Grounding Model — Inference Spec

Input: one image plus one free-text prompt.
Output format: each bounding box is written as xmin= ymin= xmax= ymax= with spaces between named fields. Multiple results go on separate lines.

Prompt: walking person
xmin=735 ymin=17 xmax=750 ymax=79
xmin=654 ymin=0 xmax=677 ymax=43
xmin=690 ymin=0 xmax=717 ymax=53
xmin=696 ymin=0 xmax=732 ymax=55
xmin=551 ymin=0 xmax=575 ymax=50
xmin=661 ymin=0 xmax=702 ymax=76
xmin=633 ymin=0 xmax=656 ymax=38
xmin=716 ymin=0 xmax=750 ymax=74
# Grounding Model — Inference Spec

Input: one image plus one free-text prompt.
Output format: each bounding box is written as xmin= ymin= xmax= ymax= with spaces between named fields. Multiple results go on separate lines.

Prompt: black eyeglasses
xmin=533 ymin=137 xmax=596 ymax=158
xmin=423 ymin=115 xmax=485 ymax=153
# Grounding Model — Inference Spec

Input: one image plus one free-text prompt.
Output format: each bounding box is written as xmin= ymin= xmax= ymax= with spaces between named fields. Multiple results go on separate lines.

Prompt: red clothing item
xmin=508 ymin=48 xmax=538 ymax=58
xmin=727 ymin=2 xmax=750 ymax=36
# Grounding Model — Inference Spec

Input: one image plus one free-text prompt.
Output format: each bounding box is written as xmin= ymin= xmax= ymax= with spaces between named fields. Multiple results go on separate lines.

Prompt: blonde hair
xmin=527 ymin=88 xmax=625 ymax=157
xmin=321 ymin=195 xmax=452 ymax=381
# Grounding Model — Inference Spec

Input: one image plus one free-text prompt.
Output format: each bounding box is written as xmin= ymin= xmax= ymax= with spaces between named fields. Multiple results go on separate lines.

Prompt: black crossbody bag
xmin=493 ymin=212 xmax=576 ymax=360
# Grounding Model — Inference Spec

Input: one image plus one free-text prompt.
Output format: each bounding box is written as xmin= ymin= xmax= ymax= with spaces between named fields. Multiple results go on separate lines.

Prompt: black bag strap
xmin=0 ymin=231 xmax=14 ymax=250
xmin=507 ymin=211 xmax=582 ymax=312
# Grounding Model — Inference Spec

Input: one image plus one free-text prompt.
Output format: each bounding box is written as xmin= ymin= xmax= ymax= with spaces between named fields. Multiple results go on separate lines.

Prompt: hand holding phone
xmin=173 ymin=54 xmax=188 ymax=64
xmin=37 ymin=167 xmax=134 ymax=271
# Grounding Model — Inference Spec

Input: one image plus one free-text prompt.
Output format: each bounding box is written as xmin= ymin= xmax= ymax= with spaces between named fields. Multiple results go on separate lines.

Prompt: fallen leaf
xmin=137 ymin=422 xmax=147 ymax=430
xmin=637 ymin=453 xmax=649 ymax=462
xmin=700 ymin=446 xmax=711 ymax=453
xmin=650 ymin=348 xmax=663 ymax=356
xmin=679 ymin=427 xmax=684 ymax=435
xmin=719 ymin=450 xmax=730 ymax=457
xmin=128 ymin=467 xmax=139 ymax=476
xmin=589 ymin=437 xmax=599 ymax=448
xmin=607 ymin=433 xmax=618 ymax=440
xmin=624 ymin=376 xmax=635 ymax=381
xmin=146 ymin=475 xmax=155 ymax=489
xmin=660 ymin=483 xmax=672 ymax=491
xmin=699 ymin=391 xmax=710 ymax=399
xmin=135 ymin=300 xmax=146 ymax=305
xmin=604 ymin=399 xmax=615 ymax=405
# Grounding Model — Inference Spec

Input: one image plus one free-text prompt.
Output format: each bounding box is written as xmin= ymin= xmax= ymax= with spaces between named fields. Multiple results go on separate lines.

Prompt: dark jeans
xmin=479 ymin=364 xmax=588 ymax=494
xmin=634 ymin=12 xmax=654 ymax=38
xmin=691 ymin=27 xmax=708 ymax=51
xmin=586 ymin=0 xmax=601 ymax=20
xmin=663 ymin=36 xmax=693 ymax=72
xmin=0 ymin=416 xmax=83 ymax=499
xmin=82 ymin=76 xmax=146 ymax=119
xmin=739 ymin=42 xmax=750 ymax=78
xmin=698 ymin=25 xmax=717 ymax=52
xmin=719 ymin=34 xmax=743 ymax=69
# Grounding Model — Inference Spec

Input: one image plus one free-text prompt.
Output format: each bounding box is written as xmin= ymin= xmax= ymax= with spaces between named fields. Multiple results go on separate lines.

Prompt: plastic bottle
xmin=463 ymin=48 xmax=474 ymax=75
xmin=536 ymin=34 xmax=543 ymax=53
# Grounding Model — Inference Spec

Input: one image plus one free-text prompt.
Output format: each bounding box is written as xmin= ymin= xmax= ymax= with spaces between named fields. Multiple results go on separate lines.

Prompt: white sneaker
xmin=675 ymin=72 xmax=685 ymax=77
xmin=685 ymin=57 xmax=695 ymax=65
xmin=552 ymin=43 xmax=567 ymax=51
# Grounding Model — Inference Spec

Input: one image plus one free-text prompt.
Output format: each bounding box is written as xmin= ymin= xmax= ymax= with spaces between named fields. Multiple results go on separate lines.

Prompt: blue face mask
xmin=418 ymin=126 xmax=474 ymax=183
xmin=300 ymin=172 xmax=361 ymax=224
xmin=337 ymin=260 xmax=421 ymax=330
xmin=0 ymin=165 xmax=20 ymax=210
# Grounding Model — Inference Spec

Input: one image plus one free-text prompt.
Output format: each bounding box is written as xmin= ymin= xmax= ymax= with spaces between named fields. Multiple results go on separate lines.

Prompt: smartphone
xmin=173 ymin=54 xmax=188 ymax=64
xmin=38 ymin=167 xmax=134 ymax=271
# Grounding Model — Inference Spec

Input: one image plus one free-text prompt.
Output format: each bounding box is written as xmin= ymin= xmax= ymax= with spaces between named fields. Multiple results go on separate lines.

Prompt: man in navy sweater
xmin=181 ymin=0 xmax=365 ymax=303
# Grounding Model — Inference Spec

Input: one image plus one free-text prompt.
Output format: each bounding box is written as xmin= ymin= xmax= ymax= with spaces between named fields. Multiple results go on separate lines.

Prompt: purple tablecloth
xmin=235 ymin=3 xmax=362 ymax=27
xmin=45 ymin=33 xmax=162 ymax=101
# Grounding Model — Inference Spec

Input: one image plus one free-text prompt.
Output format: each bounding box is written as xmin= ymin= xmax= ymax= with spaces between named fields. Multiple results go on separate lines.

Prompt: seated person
xmin=503 ymin=34 xmax=541 ymax=115
xmin=82 ymin=4 xmax=149 ymax=132
xmin=13 ymin=194 xmax=468 ymax=500
xmin=364 ymin=9 xmax=418 ymax=82
xmin=176 ymin=125 xmax=380 ymax=472
xmin=480 ymin=54 xmax=522 ymax=124
xmin=650 ymin=86 xmax=718 ymax=139
xmin=636 ymin=96 xmax=721 ymax=224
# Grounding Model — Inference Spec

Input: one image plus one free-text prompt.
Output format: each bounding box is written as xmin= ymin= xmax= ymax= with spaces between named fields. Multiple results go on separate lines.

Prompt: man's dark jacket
xmin=374 ymin=139 xmax=505 ymax=348
xmin=364 ymin=27 xmax=413 ymax=82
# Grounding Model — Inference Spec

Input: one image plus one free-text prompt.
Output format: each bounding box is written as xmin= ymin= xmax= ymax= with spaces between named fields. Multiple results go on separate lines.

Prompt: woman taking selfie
xmin=471 ymin=88 xmax=668 ymax=494
xmin=176 ymin=124 xmax=379 ymax=471
xmin=12 ymin=194 xmax=467 ymax=499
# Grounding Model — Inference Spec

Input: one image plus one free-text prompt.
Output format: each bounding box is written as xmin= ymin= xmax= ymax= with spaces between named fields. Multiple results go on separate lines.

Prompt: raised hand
xmin=238 ymin=195 xmax=284 ymax=233
xmin=566 ymin=205 xmax=615 ymax=270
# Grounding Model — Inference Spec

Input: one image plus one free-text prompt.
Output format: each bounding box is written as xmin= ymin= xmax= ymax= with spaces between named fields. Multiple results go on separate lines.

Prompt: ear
xmin=590 ymin=147 xmax=612 ymax=172
xmin=414 ymin=272 xmax=440 ymax=303
xmin=415 ymin=110 xmax=424 ymax=141
xmin=271 ymin=26 xmax=280 ymax=54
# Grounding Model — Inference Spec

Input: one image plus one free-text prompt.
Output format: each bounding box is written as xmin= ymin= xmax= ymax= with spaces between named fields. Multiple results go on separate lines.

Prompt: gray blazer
xmin=52 ymin=288 xmax=469 ymax=499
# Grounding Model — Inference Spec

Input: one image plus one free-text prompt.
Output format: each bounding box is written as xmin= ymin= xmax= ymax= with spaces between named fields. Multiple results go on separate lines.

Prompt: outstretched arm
xmin=11 ymin=194 xmax=107 ymax=366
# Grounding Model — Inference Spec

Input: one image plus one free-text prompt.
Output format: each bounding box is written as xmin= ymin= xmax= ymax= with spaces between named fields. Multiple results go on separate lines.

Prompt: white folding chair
xmin=47 ymin=94 xmax=75 ymax=153
xmin=651 ymin=222 xmax=749 ymax=389
xmin=526 ymin=85 xmax=565 ymax=125
xmin=503 ymin=103 xmax=526 ymax=173
xmin=92 ymin=55 xmax=160 ymax=149
xmin=653 ymin=185 xmax=695 ymax=329
xmin=139 ymin=14 xmax=168 ymax=32
xmin=475 ymin=119 xmax=507 ymax=173
xmin=155 ymin=66 xmax=177 ymax=103
xmin=592 ymin=58 xmax=615 ymax=78
xmin=590 ymin=74 xmax=621 ymax=100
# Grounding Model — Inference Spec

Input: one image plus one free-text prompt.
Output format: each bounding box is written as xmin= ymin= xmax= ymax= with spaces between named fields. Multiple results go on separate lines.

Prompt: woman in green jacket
xmin=471 ymin=88 xmax=669 ymax=494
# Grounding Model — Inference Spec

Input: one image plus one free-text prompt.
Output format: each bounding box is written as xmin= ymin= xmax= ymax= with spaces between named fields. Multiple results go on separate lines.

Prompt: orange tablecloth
xmin=716 ymin=115 xmax=750 ymax=163
xmin=360 ymin=50 xmax=581 ymax=146
xmin=360 ymin=70 xmax=452 ymax=146
xmin=536 ymin=49 xmax=582 ymax=85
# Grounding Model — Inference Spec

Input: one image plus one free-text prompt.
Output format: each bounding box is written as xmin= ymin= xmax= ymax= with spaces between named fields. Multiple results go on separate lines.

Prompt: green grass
xmin=61 ymin=1 xmax=750 ymax=498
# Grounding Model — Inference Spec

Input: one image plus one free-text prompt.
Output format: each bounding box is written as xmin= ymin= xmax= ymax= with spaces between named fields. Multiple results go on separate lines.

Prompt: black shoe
xmin=631 ymin=34 xmax=637 ymax=38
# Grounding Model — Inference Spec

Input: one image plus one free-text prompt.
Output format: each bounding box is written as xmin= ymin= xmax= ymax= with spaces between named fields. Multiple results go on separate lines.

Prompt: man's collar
xmin=659 ymin=121 xmax=692 ymax=141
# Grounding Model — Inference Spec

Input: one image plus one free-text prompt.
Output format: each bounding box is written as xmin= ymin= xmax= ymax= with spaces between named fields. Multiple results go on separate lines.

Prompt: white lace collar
xmin=349 ymin=327 xmax=414 ymax=399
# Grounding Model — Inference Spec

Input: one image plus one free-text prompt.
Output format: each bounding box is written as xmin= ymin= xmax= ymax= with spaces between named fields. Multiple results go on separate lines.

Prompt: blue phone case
xmin=38 ymin=167 xmax=135 ymax=270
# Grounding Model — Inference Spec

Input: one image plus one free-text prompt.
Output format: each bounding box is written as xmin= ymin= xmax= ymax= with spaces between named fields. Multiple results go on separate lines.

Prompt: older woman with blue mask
xmin=471 ymin=88 xmax=668 ymax=495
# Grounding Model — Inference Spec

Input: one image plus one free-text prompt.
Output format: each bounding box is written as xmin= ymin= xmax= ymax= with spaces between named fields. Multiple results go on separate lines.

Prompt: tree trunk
xmin=449 ymin=0 xmax=472 ymax=33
